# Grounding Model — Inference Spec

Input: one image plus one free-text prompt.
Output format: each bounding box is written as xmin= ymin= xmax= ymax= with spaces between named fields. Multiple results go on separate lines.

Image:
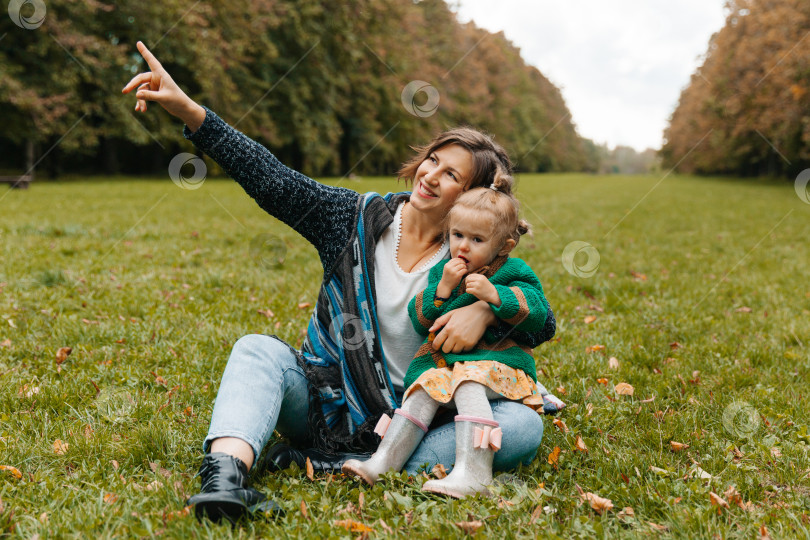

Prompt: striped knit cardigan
xmin=185 ymin=107 xmax=559 ymax=452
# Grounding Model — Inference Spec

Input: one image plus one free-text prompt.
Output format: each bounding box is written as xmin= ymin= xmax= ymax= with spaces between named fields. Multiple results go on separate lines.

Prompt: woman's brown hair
xmin=397 ymin=127 xmax=515 ymax=193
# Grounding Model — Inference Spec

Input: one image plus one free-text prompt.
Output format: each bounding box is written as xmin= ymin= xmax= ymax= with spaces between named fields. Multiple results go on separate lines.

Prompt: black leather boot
xmin=186 ymin=452 xmax=281 ymax=523
xmin=259 ymin=443 xmax=371 ymax=474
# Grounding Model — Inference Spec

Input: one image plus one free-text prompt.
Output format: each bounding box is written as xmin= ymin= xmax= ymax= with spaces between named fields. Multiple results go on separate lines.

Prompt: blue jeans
xmin=205 ymin=334 xmax=544 ymax=473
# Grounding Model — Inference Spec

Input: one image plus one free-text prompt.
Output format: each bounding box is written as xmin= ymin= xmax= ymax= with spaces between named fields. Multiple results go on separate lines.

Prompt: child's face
xmin=448 ymin=208 xmax=506 ymax=272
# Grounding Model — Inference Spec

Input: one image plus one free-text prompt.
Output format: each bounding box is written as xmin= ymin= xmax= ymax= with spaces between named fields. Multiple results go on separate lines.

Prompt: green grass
xmin=0 ymin=174 xmax=808 ymax=538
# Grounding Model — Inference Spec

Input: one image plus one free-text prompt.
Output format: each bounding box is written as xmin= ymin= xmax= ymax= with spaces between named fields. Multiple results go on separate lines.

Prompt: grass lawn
xmin=0 ymin=173 xmax=808 ymax=538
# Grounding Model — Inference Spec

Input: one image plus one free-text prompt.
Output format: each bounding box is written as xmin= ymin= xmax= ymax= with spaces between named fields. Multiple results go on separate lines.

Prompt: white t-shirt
xmin=374 ymin=202 xmax=449 ymax=391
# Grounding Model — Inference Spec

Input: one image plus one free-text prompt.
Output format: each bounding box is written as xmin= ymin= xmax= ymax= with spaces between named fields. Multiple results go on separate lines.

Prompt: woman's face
xmin=409 ymin=144 xmax=473 ymax=216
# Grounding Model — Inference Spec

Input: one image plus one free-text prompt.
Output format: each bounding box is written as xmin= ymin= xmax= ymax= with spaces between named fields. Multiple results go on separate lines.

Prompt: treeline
xmin=662 ymin=0 xmax=810 ymax=177
xmin=0 ymin=0 xmax=594 ymax=179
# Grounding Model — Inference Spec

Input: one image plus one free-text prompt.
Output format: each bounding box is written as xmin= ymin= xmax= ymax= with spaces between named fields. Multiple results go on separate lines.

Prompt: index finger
xmin=136 ymin=41 xmax=163 ymax=71
xmin=429 ymin=312 xmax=449 ymax=333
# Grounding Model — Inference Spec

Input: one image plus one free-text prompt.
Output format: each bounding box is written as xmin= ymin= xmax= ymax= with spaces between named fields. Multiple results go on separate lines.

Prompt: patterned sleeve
xmin=183 ymin=107 xmax=360 ymax=270
xmin=407 ymin=261 xmax=450 ymax=335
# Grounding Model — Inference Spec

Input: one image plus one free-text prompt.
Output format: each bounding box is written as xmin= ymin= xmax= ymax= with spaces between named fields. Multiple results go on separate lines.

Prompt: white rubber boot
xmin=342 ymin=409 xmax=428 ymax=485
xmin=422 ymin=415 xmax=501 ymax=498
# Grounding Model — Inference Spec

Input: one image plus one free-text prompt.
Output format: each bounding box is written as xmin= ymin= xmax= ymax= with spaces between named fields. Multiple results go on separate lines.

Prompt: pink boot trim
xmin=454 ymin=415 xmax=499 ymax=427
xmin=394 ymin=408 xmax=428 ymax=433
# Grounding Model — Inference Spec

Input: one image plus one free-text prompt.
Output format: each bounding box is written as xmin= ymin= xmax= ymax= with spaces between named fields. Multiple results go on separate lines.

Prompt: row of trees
xmin=661 ymin=0 xmax=810 ymax=177
xmin=0 ymin=0 xmax=595 ymax=178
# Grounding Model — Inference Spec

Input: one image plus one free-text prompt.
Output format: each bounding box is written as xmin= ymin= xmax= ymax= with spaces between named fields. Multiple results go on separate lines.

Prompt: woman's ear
xmin=498 ymin=238 xmax=516 ymax=256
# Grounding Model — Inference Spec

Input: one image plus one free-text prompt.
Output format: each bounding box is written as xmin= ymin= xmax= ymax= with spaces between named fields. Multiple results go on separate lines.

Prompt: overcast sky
xmin=452 ymin=1 xmax=728 ymax=151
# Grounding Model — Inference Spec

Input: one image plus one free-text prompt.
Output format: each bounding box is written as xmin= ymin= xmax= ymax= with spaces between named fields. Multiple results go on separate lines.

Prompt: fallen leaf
xmin=586 ymin=403 xmax=594 ymax=417
xmin=596 ymin=378 xmax=609 ymax=386
xmin=300 ymin=500 xmax=308 ymax=519
xmin=53 ymin=439 xmax=69 ymax=455
xmin=653 ymin=410 xmax=665 ymax=421
xmin=735 ymin=306 xmax=752 ymax=313
xmin=669 ymin=342 xmax=681 ymax=350
xmin=575 ymin=435 xmax=588 ymax=453
xmin=183 ymin=406 xmax=193 ymax=417
xmin=630 ymin=271 xmax=647 ymax=281
xmin=710 ymin=491 xmax=729 ymax=511
xmin=455 ymin=520 xmax=484 ymax=534
xmin=670 ymin=441 xmax=689 ymax=452
xmin=618 ymin=506 xmax=635 ymax=518
xmin=306 ymin=457 xmax=314 ymax=481
xmin=358 ymin=491 xmax=364 ymax=510
xmin=334 ymin=519 xmax=373 ymax=533
xmin=149 ymin=462 xmax=171 ymax=478
xmin=104 ymin=493 xmax=118 ymax=504
xmin=586 ymin=344 xmax=606 ymax=354
xmin=0 ymin=465 xmax=22 ymax=479
xmin=584 ymin=315 xmax=597 ymax=324
xmin=579 ymin=490 xmax=614 ymax=515
xmin=760 ymin=524 xmax=771 ymax=540
xmin=83 ymin=425 xmax=94 ymax=439
xmin=297 ymin=302 xmax=312 ymax=309
xmin=55 ymin=346 xmax=72 ymax=365
xmin=432 ymin=463 xmax=448 ymax=479
xmin=378 ymin=519 xmax=392 ymax=534
xmin=274 ymin=321 xmax=282 ymax=330
xmin=111 ymin=460 xmax=119 ymax=470
xmin=7 ymin=319 xmax=15 ymax=328
xmin=614 ymin=382 xmax=634 ymax=396
xmin=648 ymin=522 xmax=668 ymax=532
xmin=770 ymin=447 xmax=782 ymax=458
xmin=39 ymin=512 xmax=48 ymax=523
xmin=608 ymin=357 xmax=619 ymax=369
xmin=723 ymin=485 xmax=745 ymax=509
xmin=257 ymin=309 xmax=274 ymax=318
xmin=548 ymin=446 xmax=561 ymax=469
xmin=640 ymin=395 xmax=655 ymax=403
xmin=552 ymin=418 xmax=568 ymax=433
xmin=530 ymin=504 xmax=543 ymax=524
xmin=556 ymin=385 xmax=566 ymax=395
xmin=0 ymin=339 xmax=10 ymax=348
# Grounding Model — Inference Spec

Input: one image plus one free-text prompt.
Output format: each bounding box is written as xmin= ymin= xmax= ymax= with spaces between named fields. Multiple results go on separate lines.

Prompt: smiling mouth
xmin=418 ymin=181 xmax=437 ymax=198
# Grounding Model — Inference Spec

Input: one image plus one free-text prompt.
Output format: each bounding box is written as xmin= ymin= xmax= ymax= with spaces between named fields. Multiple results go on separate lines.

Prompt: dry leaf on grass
xmin=648 ymin=522 xmax=668 ymax=532
xmin=432 ymin=463 xmax=448 ymax=479
xmin=103 ymin=493 xmax=118 ymax=504
xmin=297 ymin=302 xmax=312 ymax=309
xmin=0 ymin=465 xmax=22 ymax=480
xmin=300 ymin=500 xmax=308 ymax=519
xmin=53 ymin=439 xmax=69 ymax=455
xmin=55 ymin=346 xmax=72 ymax=364
xmin=614 ymin=382 xmax=634 ymax=396
xmin=618 ymin=507 xmax=635 ymax=519
xmin=608 ymin=356 xmax=619 ymax=369
xmin=256 ymin=309 xmax=274 ymax=318
xmin=735 ymin=306 xmax=752 ymax=313
xmin=574 ymin=435 xmax=588 ymax=453
xmin=552 ymin=418 xmax=568 ymax=433
xmin=586 ymin=403 xmax=594 ymax=417
xmin=547 ymin=446 xmax=561 ymax=469
xmin=710 ymin=491 xmax=730 ymax=511
xmin=530 ymin=505 xmax=543 ymax=524
xmin=670 ymin=441 xmax=689 ymax=452
xmin=306 ymin=457 xmax=314 ymax=481
xmin=455 ymin=520 xmax=484 ymax=534
xmin=760 ymin=524 xmax=771 ymax=539
xmin=577 ymin=487 xmax=613 ymax=515
xmin=111 ymin=460 xmax=119 ymax=470
xmin=334 ymin=519 xmax=373 ymax=533
xmin=584 ymin=315 xmax=597 ymax=324
xmin=596 ymin=378 xmax=609 ymax=386
xmin=378 ymin=519 xmax=393 ymax=533
xmin=586 ymin=344 xmax=606 ymax=354
xmin=0 ymin=339 xmax=11 ymax=348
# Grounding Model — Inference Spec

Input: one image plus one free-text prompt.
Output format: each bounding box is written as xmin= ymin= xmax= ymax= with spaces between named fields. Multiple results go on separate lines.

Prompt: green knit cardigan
xmin=404 ymin=256 xmax=549 ymax=389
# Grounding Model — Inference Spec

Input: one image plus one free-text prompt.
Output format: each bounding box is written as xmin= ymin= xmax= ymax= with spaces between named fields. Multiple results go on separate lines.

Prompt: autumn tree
xmin=661 ymin=0 xmax=810 ymax=177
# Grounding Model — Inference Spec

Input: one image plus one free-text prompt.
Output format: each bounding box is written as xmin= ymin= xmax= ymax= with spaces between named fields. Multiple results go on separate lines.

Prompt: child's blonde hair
xmin=445 ymin=166 xmax=531 ymax=248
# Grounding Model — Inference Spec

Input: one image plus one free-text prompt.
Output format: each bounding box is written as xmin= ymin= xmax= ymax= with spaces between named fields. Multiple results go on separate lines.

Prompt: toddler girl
xmin=343 ymin=170 xmax=556 ymax=498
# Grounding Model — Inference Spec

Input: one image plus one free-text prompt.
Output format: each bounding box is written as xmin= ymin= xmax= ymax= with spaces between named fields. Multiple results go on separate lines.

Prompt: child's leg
xmin=342 ymin=388 xmax=439 ymax=484
xmin=422 ymin=381 xmax=499 ymax=498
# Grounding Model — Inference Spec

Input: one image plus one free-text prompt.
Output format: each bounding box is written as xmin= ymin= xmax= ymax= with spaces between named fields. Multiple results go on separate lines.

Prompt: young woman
xmin=122 ymin=41 xmax=558 ymax=522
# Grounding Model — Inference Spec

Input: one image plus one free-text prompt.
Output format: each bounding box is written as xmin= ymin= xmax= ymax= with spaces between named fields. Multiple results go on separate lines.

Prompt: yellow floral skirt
xmin=404 ymin=361 xmax=545 ymax=413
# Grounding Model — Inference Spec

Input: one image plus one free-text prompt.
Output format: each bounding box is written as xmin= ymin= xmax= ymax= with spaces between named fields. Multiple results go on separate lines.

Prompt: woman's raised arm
xmin=121 ymin=41 xmax=206 ymax=132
